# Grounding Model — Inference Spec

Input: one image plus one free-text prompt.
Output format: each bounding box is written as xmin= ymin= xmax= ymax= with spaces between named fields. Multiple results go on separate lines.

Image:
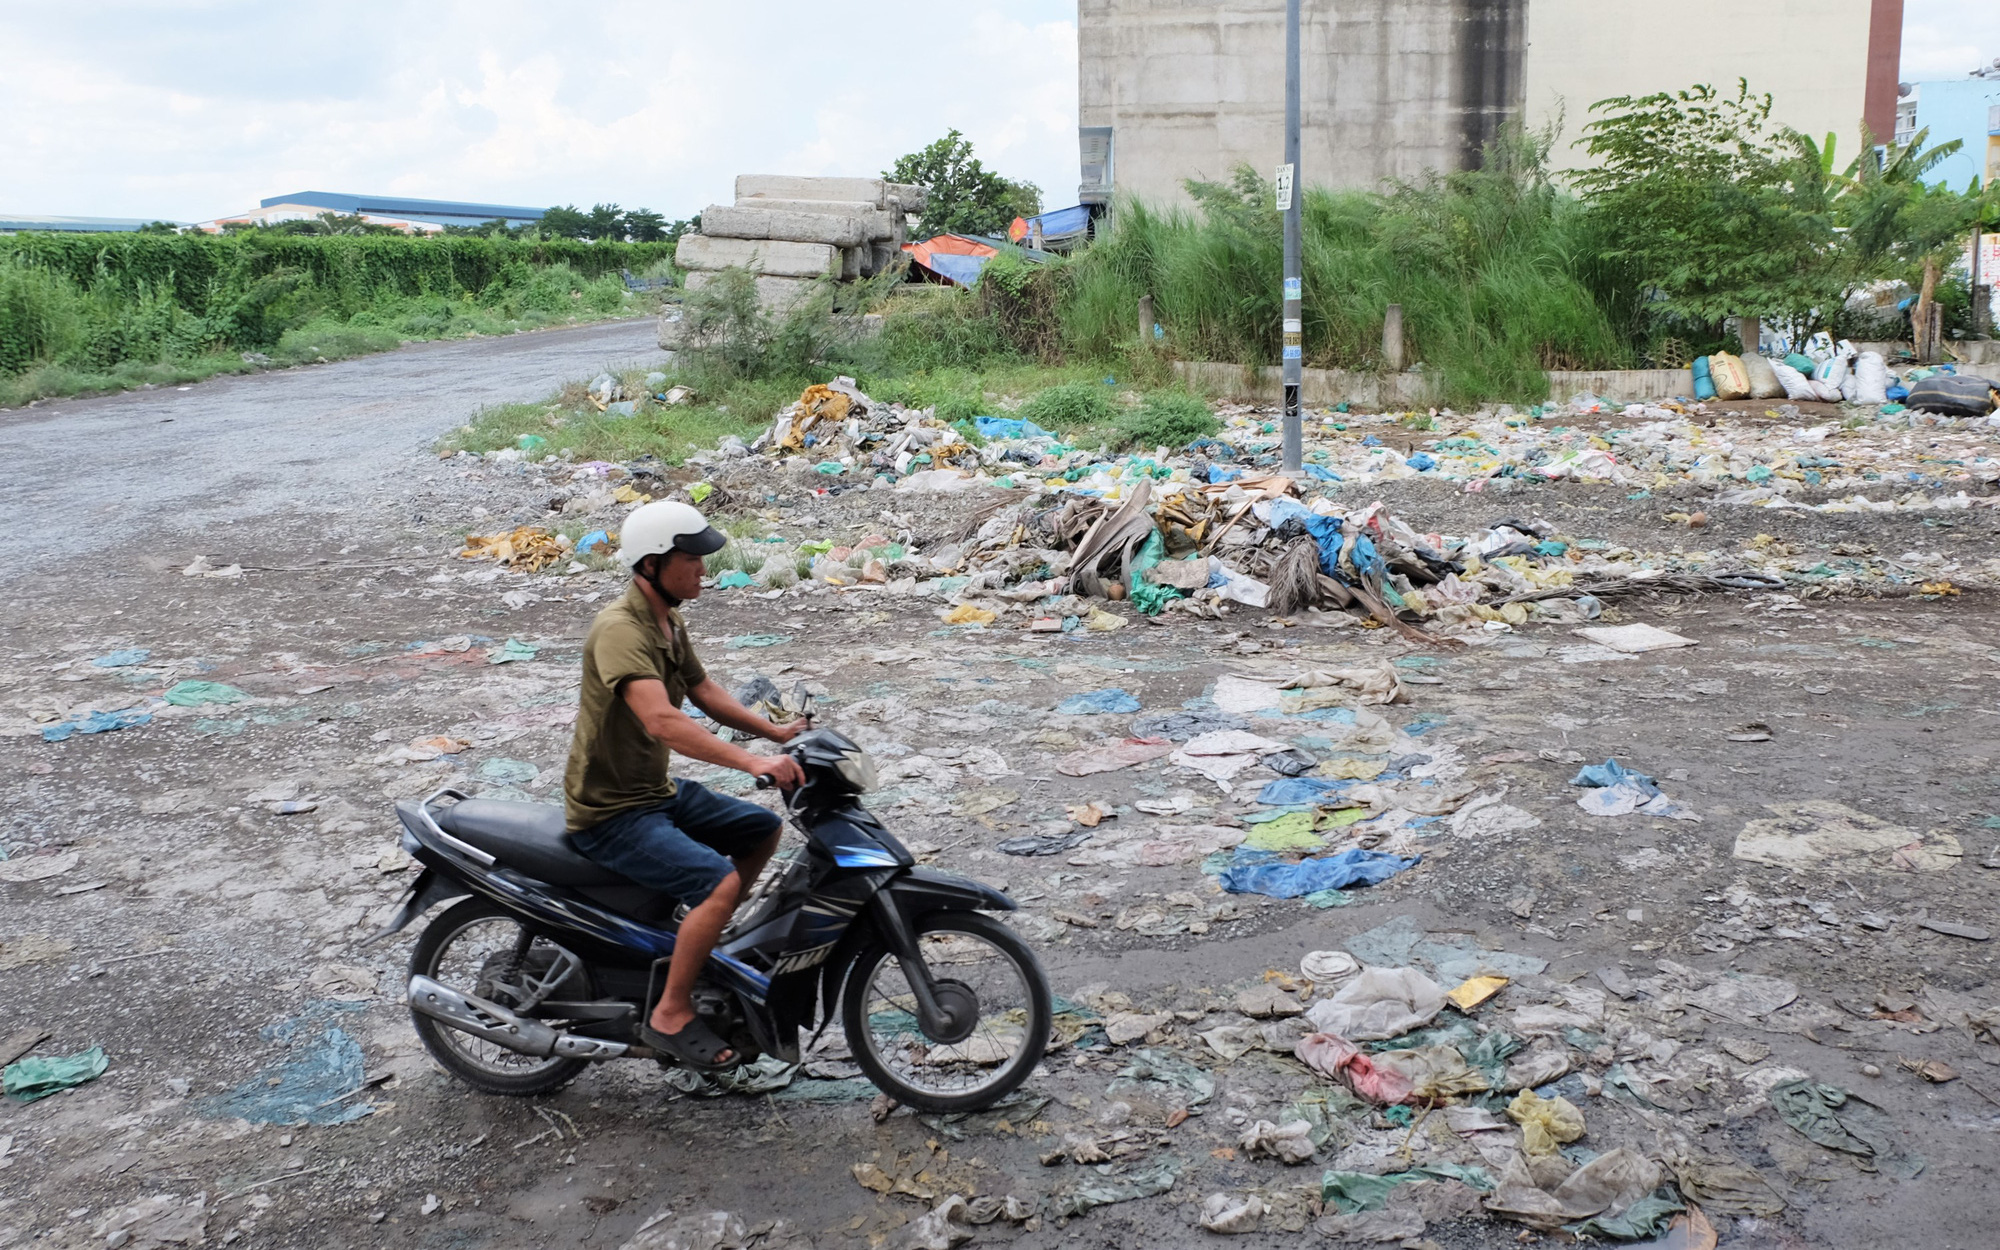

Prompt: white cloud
xmin=1901 ymin=0 xmax=2000 ymax=81
xmin=0 ymin=0 xmax=1080 ymax=221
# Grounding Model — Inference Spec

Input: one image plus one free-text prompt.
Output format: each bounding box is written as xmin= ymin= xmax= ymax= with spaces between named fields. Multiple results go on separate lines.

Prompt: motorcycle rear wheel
xmin=409 ymin=898 xmax=594 ymax=1096
xmin=841 ymin=911 xmax=1050 ymax=1113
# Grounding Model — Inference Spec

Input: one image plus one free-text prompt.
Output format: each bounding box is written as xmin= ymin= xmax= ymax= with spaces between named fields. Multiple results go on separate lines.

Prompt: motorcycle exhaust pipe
xmin=407 ymin=975 xmax=629 ymax=1060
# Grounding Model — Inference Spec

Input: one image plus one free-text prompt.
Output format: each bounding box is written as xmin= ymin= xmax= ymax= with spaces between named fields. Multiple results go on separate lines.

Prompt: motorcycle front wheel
xmin=841 ymin=911 xmax=1051 ymax=1113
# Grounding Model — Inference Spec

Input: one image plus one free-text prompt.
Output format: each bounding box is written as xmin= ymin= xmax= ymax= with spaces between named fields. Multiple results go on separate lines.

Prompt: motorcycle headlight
xmin=833 ymin=749 xmax=878 ymax=794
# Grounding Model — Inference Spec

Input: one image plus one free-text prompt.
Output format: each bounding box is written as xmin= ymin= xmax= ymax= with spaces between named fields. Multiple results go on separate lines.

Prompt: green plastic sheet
xmin=163 ymin=680 xmax=250 ymax=707
xmin=4 ymin=1046 xmax=108 ymax=1102
xmin=1126 ymin=529 xmax=1183 ymax=616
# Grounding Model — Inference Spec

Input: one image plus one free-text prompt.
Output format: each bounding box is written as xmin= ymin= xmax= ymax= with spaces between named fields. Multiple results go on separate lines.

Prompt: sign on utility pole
xmin=1280 ymin=0 xmax=1302 ymax=474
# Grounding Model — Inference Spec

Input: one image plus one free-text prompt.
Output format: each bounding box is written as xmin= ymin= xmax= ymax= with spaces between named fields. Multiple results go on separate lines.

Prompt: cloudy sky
xmin=3 ymin=1 xmax=1995 ymax=222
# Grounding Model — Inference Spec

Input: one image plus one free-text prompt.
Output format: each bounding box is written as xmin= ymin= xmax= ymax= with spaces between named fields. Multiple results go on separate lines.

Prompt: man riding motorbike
xmin=562 ymin=501 xmax=805 ymax=1071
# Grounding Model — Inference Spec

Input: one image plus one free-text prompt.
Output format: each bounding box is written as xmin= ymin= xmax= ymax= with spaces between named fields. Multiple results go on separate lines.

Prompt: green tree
xmin=885 ymin=130 xmax=1041 ymax=238
xmin=585 ymin=203 xmax=626 ymax=241
xmin=540 ymin=205 xmax=589 ymax=239
xmin=136 ymin=221 xmax=180 ymax=234
xmin=1575 ymin=81 xmax=1840 ymax=333
xmin=625 ymin=208 xmax=667 ymax=243
xmin=1838 ymin=128 xmax=1995 ymax=358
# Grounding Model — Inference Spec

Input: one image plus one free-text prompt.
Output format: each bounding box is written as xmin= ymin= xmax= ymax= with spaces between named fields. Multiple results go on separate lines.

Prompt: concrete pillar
xmin=1138 ymin=294 xmax=1155 ymax=345
xmin=1383 ymin=304 xmax=1404 ymax=371
xmin=1738 ymin=316 xmax=1761 ymax=355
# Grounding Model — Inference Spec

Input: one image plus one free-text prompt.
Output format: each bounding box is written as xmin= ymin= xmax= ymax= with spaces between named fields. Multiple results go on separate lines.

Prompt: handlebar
xmin=755 ymin=774 xmax=774 ymax=790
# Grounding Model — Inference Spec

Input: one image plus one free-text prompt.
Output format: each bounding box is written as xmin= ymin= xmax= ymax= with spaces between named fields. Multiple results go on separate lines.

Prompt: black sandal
xmin=640 ymin=1016 xmax=736 ymax=1072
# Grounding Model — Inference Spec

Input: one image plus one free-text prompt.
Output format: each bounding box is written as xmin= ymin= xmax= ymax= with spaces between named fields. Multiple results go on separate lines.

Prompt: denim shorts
xmin=568 ymin=781 xmax=781 ymax=903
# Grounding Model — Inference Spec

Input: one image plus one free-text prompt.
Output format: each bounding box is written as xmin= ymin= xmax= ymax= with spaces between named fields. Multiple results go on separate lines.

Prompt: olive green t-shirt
xmin=563 ymin=584 xmax=708 ymax=831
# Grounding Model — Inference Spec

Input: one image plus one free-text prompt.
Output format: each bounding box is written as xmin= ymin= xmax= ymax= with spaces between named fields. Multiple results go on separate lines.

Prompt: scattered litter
xmin=1300 ymin=950 xmax=1360 ymax=983
xmin=41 ymin=708 xmax=151 ymax=742
xmin=1575 ymin=622 xmax=1697 ymax=653
xmin=1198 ymin=1192 xmax=1265 ymax=1233
xmin=1766 ymin=1078 xmax=1919 ymax=1176
xmin=1570 ymin=758 xmax=1701 ymax=821
xmin=1056 ymin=688 xmax=1141 ymax=715
xmin=1055 ymin=737 xmax=1175 ymax=777
xmin=3 ymin=1045 xmax=108 ymax=1102
xmin=1215 ymin=848 xmax=1419 ymax=898
xmin=460 ymin=526 xmax=568 ymax=571
xmin=486 ymin=638 xmax=538 ymax=664
xmin=163 ymin=680 xmax=250 ymax=707
xmin=91 ymin=648 xmax=151 ymax=667
xmin=1305 ymin=966 xmax=1448 ymax=1040
xmin=1733 ymin=801 xmax=1961 ymax=872
xmin=1051 ymin=1160 xmax=1178 ymax=1217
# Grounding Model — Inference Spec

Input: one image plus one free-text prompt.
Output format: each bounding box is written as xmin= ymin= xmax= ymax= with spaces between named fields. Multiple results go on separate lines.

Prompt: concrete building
xmin=1077 ymin=0 xmax=1906 ymax=205
xmin=194 ymin=192 xmax=546 ymax=234
xmin=1895 ymin=63 xmax=2000 ymax=188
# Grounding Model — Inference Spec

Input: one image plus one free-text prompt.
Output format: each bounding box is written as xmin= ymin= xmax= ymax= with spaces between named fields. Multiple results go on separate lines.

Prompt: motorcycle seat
xmin=435 ymin=799 xmax=629 ymax=887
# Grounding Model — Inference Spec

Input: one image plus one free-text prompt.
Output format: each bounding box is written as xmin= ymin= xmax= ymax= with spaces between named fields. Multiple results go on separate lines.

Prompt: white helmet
xmin=614 ymin=500 xmax=726 ymax=568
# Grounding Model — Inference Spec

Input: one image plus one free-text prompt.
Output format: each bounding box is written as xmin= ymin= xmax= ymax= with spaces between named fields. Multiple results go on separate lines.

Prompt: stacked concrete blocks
xmin=671 ymin=176 xmax=927 ymax=325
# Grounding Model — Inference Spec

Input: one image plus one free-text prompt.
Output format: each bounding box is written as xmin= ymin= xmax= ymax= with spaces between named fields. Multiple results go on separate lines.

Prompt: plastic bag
xmin=1304 ymin=967 xmax=1448 ymax=1040
xmin=1507 ymin=1088 xmax=1586 ymax=1153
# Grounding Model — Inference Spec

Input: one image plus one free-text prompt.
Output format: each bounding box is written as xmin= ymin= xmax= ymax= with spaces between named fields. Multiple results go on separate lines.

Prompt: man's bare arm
xmin=622 ymin=678 xmax=804 ymax=787
xmin=686 ymin=676 xmax=803 ymax=742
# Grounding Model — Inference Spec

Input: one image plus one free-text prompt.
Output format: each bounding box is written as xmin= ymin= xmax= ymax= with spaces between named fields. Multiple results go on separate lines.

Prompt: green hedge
xmin=0 ymin=232 xmax=674 ymax=320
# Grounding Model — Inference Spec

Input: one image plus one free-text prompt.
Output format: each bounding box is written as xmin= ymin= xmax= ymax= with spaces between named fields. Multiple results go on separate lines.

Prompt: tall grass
xmin=1061 ymin=135 xmax=1633 ymax=406
xmin=0 ymin=232 xmax=670 ymax=405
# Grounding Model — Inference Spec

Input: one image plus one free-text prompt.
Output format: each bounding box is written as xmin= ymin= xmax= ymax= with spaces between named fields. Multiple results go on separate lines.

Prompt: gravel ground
xmin=3 ymin=339 xmax=1999 ymax=1250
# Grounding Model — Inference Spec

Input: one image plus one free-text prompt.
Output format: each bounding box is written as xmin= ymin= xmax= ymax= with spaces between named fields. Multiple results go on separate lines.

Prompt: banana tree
xmin=1838 ymin=128 xmax=1992 ymax=360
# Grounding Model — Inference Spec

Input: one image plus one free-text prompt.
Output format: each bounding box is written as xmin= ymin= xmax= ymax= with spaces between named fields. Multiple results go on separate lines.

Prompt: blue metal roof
xmin=258 ymin=192 xmax=546 ymax=222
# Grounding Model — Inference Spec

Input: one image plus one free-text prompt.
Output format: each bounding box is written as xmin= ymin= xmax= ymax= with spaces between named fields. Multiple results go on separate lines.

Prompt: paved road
xmin=0 ymin=318 xmax=664 ymax=581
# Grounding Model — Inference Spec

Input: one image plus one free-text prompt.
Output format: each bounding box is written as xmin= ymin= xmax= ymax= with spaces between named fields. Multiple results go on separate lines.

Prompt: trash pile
xmin=1693 ymin=333 xmax=1999 ymax=419
xmin=666 ymin=175 xmax=923 ymax=322
xmin=627 ymin=378 xmax=1996 ymax=632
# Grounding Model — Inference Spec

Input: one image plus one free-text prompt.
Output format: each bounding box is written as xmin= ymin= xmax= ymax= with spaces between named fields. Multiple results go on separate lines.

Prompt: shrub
xmin=676 ymin=268 xmax=846 ymax=382
xmin=1113 ymin=391 xmax=1220 ymax=450
xmin=0 ymin=260 xmax=84 ymax=374
xmin=875 ymin=287 xmax=1015 ymax=371
xmin=1017 ymin=380 xmax=1112 ymax=430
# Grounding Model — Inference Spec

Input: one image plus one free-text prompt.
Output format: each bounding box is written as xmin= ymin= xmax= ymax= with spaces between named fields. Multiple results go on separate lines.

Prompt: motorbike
xmin=374 ymin=727 xmax=1052 ymax=1112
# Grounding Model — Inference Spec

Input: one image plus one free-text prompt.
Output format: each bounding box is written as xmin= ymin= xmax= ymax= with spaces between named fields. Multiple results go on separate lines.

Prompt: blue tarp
xmin=926 ymin=251 xmax=990 ymax=287
xmin=1217 ymin=848 xmax=1420 ymax=898
xmin=1019 ymin=204 xmax=1091 ymax=241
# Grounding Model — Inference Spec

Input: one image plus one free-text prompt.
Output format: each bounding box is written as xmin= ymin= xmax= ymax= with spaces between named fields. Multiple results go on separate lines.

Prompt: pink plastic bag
xmin=1294 ymin=1032 xmax=1414 ymax=1104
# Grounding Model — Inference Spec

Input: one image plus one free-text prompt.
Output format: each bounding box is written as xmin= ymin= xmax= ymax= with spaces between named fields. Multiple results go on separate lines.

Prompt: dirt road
xmin=3 ymin=344 xmax=1998 ymax=1249
xmin=0 ymin=317 xmax=663 ymax=578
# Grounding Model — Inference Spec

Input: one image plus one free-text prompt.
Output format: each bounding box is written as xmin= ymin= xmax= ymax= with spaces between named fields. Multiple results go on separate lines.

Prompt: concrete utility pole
xmin=1280 ymin=0 xmax=1303 ymax=472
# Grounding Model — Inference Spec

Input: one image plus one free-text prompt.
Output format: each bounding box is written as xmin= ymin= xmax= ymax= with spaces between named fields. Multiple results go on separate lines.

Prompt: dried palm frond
xmin=1267 ymin=538 xmax=1324 ymax=615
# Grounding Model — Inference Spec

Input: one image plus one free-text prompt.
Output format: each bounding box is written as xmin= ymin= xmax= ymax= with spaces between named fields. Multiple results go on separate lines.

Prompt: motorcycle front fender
xmin=885 ymin=866 xmax=1017 ymax=913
